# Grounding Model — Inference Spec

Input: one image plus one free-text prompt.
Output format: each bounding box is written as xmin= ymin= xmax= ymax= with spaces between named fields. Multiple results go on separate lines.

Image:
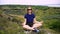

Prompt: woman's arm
xmin=33 ymin=18 xmax=38 ymax=23
xmin=22 ymin=18 xmax=26 ymax=25
xmin=34 ymin=18 xmax=43 ymax=24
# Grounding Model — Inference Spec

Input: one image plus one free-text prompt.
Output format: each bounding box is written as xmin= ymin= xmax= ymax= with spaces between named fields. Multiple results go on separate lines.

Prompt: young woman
xmin=22 ymin=7 xmax=43 ymax=32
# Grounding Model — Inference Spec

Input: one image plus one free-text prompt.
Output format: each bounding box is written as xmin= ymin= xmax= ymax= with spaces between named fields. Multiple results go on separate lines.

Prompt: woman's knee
xmin=36 ymin=23 xmax=42 ymax=26
xmin=23 ymin=25 xmax=27 ymax=28
xmin=39 ymin=24 xmax=42 ymax=26
xmin=23 ymin=25 xmax=29 ymax=28
xmin=22 ymin=25 xmax=25 ymax=28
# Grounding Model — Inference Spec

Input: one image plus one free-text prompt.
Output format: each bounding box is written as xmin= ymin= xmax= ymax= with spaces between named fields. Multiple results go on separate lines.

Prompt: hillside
xmin=0 ymin=5 xmax=60 ymax=34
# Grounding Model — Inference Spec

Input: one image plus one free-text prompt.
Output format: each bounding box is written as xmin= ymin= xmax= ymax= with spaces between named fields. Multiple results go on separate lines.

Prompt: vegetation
xmin=0 ymin=5 xmax=60 ymax=34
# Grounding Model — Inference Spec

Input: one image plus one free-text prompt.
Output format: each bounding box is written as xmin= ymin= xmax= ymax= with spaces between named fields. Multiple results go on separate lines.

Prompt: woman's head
xmin=27 ymin=7 xmax=32 ymax=14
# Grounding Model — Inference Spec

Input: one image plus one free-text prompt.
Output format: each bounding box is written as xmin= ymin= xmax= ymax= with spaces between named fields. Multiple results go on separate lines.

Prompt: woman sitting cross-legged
xmin=22 ymin=7 xmax=43 ymax=33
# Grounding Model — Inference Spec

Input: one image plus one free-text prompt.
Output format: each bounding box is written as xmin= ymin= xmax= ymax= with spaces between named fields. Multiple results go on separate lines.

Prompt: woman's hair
xmin=27 ymin=7 xmax=32 ymax=13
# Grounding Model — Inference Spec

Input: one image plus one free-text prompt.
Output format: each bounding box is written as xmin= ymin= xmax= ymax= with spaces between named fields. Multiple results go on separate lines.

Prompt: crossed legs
xmin=23 ymin=21 xmax=43 ymax=30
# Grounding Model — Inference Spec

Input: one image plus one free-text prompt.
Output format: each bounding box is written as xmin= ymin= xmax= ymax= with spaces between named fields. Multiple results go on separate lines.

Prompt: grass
xmin=0 ymin=5 xmax=60 ymax=34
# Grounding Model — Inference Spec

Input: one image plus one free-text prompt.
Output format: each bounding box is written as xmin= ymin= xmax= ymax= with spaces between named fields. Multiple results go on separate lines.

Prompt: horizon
xmin=0 ymin=0 xmax=60 ymax=7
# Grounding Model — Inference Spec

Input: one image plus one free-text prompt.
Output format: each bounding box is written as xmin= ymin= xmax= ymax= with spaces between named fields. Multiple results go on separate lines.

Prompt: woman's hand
xmin=40 ymin=20 xmax=43 ymax=24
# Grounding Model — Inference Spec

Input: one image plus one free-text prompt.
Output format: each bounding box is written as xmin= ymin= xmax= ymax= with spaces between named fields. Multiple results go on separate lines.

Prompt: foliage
xmin=0 ymin=5 xmax=60 ymax=34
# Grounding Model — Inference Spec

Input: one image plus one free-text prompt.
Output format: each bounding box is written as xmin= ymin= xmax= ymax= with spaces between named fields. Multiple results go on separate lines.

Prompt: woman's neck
xmin=28 ymin=13 xmax=32 ymax=15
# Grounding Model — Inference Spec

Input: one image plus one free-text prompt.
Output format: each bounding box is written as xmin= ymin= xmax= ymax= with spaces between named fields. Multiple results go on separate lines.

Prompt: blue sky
xmin=0 ymin=0 xmax=60 ymax=7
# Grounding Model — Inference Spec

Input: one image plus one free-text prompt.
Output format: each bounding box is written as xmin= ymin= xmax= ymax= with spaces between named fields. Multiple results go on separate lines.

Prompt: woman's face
xmin=28 ymin=10 xmax=32 ymax=13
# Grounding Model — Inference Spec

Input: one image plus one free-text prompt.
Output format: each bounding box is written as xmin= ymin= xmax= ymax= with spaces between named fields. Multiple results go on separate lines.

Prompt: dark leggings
xmin=26 ymin=23 xmax=34 ymax=27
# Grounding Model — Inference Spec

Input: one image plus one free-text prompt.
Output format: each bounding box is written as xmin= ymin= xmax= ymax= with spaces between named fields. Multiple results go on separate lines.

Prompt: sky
xmin=0 ymin=0 xmax=60 ymax=7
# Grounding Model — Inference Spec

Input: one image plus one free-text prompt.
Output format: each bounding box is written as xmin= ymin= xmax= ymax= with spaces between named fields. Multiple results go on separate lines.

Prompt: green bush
xmin=0 ymin=17 xmax=20 ymax=34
